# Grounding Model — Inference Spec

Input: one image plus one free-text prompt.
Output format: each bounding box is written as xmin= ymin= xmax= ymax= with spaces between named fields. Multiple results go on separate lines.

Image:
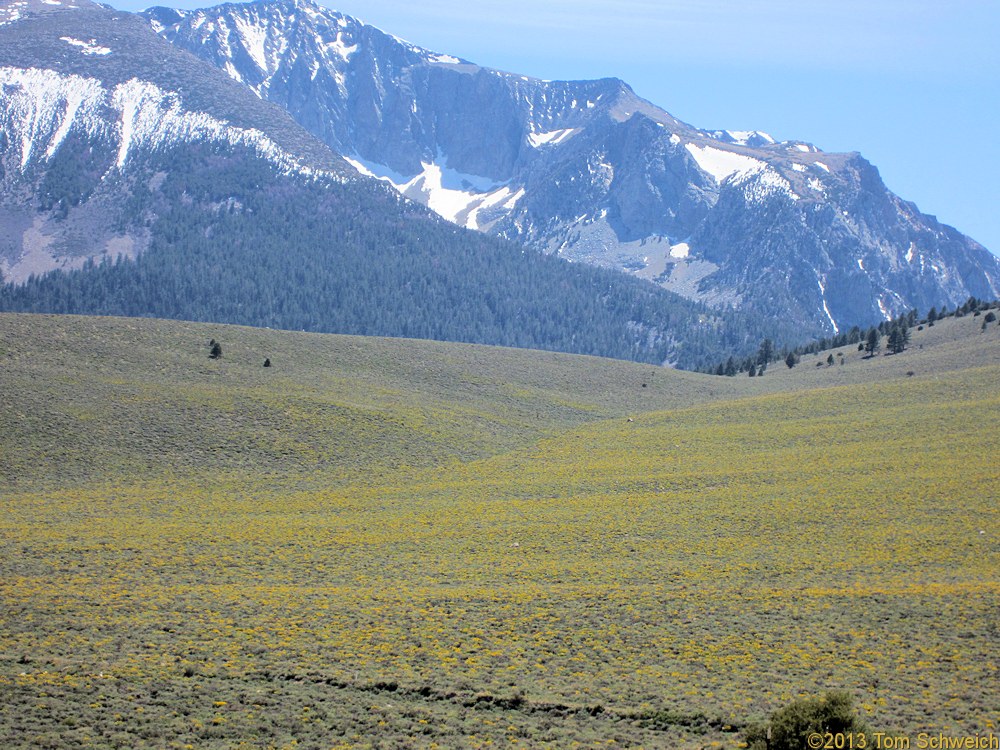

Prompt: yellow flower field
xmin=1 ymin=315 xmax=997 ymax=748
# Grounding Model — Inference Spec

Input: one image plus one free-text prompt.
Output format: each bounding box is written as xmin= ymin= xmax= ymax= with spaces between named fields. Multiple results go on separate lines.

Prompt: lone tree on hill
xmin=785 ymin=352 xmax=798 ymax=369
xmin=864 ymin=328 xmax=881 ymax=358
xmin=209 ymin=341 xmax=222 ymax=359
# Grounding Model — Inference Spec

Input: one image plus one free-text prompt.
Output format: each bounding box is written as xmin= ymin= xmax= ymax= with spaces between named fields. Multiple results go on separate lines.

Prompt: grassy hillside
xmin=1 ymin=313 xmax=998 ymax=748
xmin=2 ymin=313 xmax=994 ymax=488
xmin=0 ymin=313 xmax=741 ymax=489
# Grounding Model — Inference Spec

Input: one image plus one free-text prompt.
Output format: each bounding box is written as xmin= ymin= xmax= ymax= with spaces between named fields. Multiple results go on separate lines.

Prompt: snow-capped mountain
xmin=3 ymin=0 xmax=788 ymax=369
xmin=0 ymin=0 xmax=348 ymax=283
xmin=145 ymin=0 xmax=1000 ymax=332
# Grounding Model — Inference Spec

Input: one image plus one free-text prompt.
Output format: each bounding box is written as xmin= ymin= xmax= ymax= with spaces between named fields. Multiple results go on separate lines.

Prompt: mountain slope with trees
xmin=0 ymin=0 xmax=795 ymax=368
xmin=1 ymin=144 xmax=796 ymax=367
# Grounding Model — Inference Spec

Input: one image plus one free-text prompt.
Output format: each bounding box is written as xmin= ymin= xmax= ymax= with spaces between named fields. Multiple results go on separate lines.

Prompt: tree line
xmin=704 ymin=296 xmax=1000 ymax=377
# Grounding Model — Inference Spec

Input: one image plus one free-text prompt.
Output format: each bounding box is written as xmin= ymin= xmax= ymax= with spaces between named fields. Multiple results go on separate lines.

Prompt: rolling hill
xmin=2 ymin=313 xmax=998 ymax=747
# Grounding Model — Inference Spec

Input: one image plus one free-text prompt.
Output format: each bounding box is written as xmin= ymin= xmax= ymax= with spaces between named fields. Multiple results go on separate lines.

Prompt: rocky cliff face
xmin=146 ymin=0 xmax=1000 ymax=333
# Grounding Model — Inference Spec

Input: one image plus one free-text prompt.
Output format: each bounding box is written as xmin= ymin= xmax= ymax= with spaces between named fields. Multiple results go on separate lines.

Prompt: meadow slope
xmin=1 ymin=313 xmax=998 ymax=748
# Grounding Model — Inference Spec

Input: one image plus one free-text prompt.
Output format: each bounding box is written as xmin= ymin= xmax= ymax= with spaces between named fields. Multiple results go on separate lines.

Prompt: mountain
xmin=0 ymin=0 xmax=789 ymax=369
xmin=144 ymin=0 xmax=1000 ymax=334
xmin=0 ymin=0 xmax=346 ymax=285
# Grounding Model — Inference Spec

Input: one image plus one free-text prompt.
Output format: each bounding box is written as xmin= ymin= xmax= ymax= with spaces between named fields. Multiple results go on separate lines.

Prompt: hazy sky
xmin=111 ymin=0 xmax=1000 ymax=256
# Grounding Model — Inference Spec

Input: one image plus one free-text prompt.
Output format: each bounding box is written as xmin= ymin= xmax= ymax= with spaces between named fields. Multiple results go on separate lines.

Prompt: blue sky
xmin=115 ymin=0 xmax=1000 ymax=256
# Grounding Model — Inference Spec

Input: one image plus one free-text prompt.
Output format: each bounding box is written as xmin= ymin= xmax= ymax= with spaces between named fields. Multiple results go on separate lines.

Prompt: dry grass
xmin=1 ymin=313 xmax=998 ymax=748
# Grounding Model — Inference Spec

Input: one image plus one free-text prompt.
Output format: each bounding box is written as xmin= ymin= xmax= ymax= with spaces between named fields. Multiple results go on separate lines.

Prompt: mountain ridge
xmin=1 ymin=0 xmax=345 ymax=171
xmin=1 ymin=0 xmax=996 ymax=367
xmin=143 ymin=0 xmax=1000 ymax=333
xmin=0 ymin=0 xmax=799 ymax=369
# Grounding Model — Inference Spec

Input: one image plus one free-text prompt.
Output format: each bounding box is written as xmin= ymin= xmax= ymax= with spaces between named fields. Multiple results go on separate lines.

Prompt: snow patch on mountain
xmin=710 ymin=129 xmax=776 ymax=146
xmin=427 ymin=53 xmax=461 ymax=64
xmin=234 ymin=15 xmax=270 ymax=71
xmin=60 ymin=36 xmax=111 ymax=55
xmin=467 ymin=186 xmax=524 ymax=230
xmin=224 ymin=60 xmax=245 ymax=84
xmin=324 ymin=33 xmax=357 ymax=62
xmin=528 ymin=128 xmax=577 ymax=148
xmin=817 ymin=276 xmax=839 ymax=333
xmin=0 ymin=0 xmax=27 ymax=26
xmin=342 ymin=155 xmax=405 ymax=183
xmin=344 ymin=153 xmax=523 ymax=229
xmin=0 ymin=66 xmax=320 ymax=176
xmin=877 ymin=297 xmax=890 ymax=319
xmin=685 ymin=144 xmax=764 ymax=183
xmin=502 ymin=188 xmax=525 ymax=209
xmin=669 ymin=242 xmax=690 ymax=259
xmin=405 ymin=161 xmax=499 ymax=223
xmin=0 ymin=67 xmax=105 ymax=168
xmin=731 ymin=166 xmax=799 ymax=203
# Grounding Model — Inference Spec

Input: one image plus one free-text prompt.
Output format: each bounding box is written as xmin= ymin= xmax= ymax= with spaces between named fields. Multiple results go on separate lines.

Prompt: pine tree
xmin=757 ymin=339 xmax=775 ymax=366
xmin=864 ymin=328 xmax=881 ymax=357
xmin=888 ymin=328 xmax=902 ymax=354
